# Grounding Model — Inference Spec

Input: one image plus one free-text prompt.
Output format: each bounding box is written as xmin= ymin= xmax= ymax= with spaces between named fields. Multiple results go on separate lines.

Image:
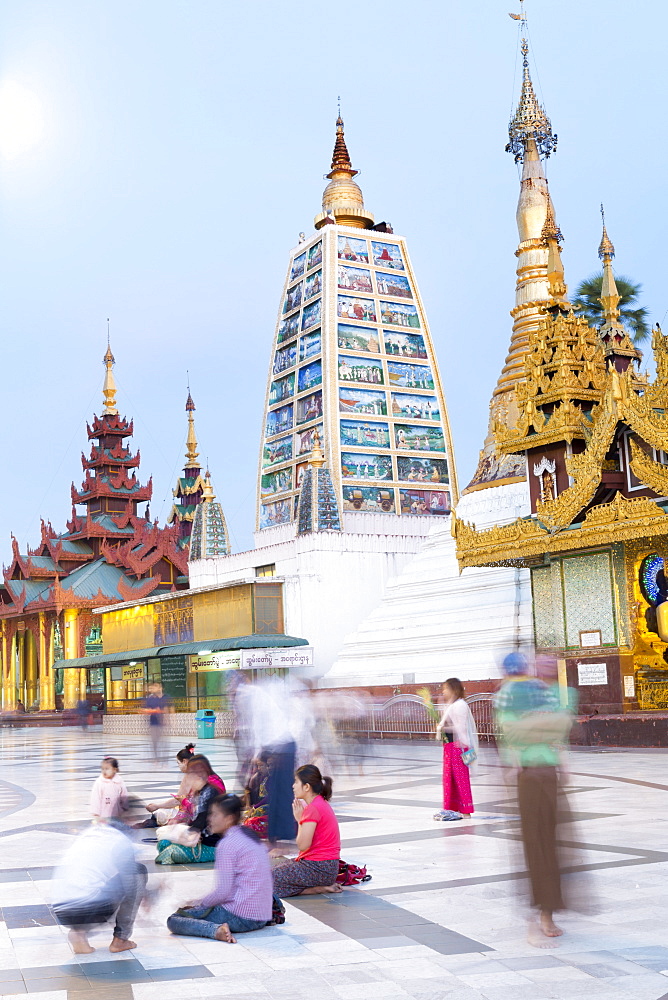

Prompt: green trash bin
xmin=195 ymin=709 xmax=216 ymax=739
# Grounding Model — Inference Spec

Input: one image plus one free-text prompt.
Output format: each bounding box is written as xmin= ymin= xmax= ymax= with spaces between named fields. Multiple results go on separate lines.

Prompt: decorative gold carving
xmin=629 ymin=438 xmax=668 ymax=498
xmin=453 ymin=494 xmax=668 ymax=570
xmin=494 ymin=307 xmax=607 ymax=453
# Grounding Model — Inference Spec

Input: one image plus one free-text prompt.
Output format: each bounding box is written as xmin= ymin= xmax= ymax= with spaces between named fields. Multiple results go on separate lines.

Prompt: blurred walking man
xmin=495 ymin=651 xmax=574 ymax=947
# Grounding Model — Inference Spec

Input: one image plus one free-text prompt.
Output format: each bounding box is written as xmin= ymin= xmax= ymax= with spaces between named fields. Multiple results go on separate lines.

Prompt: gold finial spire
xmin=506 ymin=38 xmax=557 ymax=163
xmin=202 ymin=468 xmax=215 ymax=501
xmin=541 ymin=196 xmax=568 ymax=303
xmin=102 ymin=328 xmax=118 ymax=415
xmin=314 ymin=112 xmax=374 ymax=230
xmin=308 ymin=428 xmax=325 ymax=468
xmin=597 ymin=206 xmax=641 ymax=363
xmin=598 ymin=205 xmax=620 ymax=324
xmin=185 ymin=389 xmax=200 ymax=469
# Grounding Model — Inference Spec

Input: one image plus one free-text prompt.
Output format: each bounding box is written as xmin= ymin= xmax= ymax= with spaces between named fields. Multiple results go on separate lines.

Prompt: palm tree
xmin=572 ymin=273 xmax=650 ymax=343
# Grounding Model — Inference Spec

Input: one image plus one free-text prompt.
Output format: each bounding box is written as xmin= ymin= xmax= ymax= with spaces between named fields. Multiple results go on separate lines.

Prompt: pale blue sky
xmin=1 ymin=1 xmax=666 ymax=556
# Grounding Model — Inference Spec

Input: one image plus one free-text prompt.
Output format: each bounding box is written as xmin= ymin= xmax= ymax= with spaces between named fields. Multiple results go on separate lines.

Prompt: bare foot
xmin=300 ymin=883 xmax=343 ymax=895
xmin=68 ymin=929 xmax=94 ymax=954
xmin=527 ymin=918 xmax=560 ymax=949
xmin=214 ymin=923 xmax=237 ymax=943
xmin=540 ymin=912 xmax=563 ymax=938
xmin=109 ymin=937 xmax=137 ymax=952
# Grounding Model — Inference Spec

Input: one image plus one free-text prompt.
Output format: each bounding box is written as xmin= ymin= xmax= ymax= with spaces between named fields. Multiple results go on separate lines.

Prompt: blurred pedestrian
xmin=91 ymin=757 xmax=128 ymax=820
xmin=142 ymin=682 xmax=170 ymax=761
xmin=495 ymin=651 xmax=574 ymax=947
xmin=167 ymin=793 xmax=273 ymax=943
xmin=435 ymin=678 xmax=478 ymax=819
xmin=76 ymin=699 xmax=90 ymax=731
xmin=53 ymin=799 xmax=147 ymax=954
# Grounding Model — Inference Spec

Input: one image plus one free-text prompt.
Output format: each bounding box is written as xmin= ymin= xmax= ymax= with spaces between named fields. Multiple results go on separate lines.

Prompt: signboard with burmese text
xmin=577 ymin=662 xmax=608 ymax=686
xmin=189 ymin=647 xmax=314 ymax=672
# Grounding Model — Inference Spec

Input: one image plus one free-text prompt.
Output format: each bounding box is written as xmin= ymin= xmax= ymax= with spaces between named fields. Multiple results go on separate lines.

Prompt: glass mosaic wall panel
xmin=531 ymin=564 xmax=566 ymax=648
xmin=563 ymin=552 xmax=616 ymax=647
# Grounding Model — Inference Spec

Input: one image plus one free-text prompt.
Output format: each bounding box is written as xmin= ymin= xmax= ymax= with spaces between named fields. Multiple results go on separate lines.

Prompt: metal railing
xmin=336 ymin=692 xmax=498 ymax=742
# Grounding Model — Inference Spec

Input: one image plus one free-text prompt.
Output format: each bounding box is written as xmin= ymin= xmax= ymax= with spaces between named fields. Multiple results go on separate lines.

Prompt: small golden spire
xmin=202 ymin=468 xmax=215 ymax=501
xmin=314 ymin=113 xmax=374 ymax=230
xmin=506 ymin=38 xmax=557 ymax=163
xmin=598 ymin=205 xmax=620 ymax=323
xmin=102 ymin=332 xmax=118 ymax=416
xmin=597 ymin=206 xmax=641 ymax=363
xmin=541 ymin=196 xmax=568 ymax=302
xmin=308 ymin=428 xmax=325 ymax=469
xmin=185 ymin=390 xmax=200 ymax=469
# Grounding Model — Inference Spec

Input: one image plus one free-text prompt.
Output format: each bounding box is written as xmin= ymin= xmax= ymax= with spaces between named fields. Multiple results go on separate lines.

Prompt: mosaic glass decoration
xmin=371 ymin=241 xmax=403 ymax=269
xmin=639 ymin=553 xmax=664 ymax=606
xmin=299 ymin=330 xmax=321 ymax=362
xmin=283 ymin=282 xmax=303 ymax=314
xmin=269 ymin=373 xmax=295 ymax=406
xmin=263 ymin=435 xmax=293 ymax=469
xmin=338 ymin=324 xmax=381 ymax=354
xmin=260 ymin=499 xmax=292 ymax=529
xmin=531 ymin=564 xmax=565 ymax=648
xmin=273 ymin=344 xmax=296 ymax=374
xmin=302 ymin=299 xmax=322 ymax=331
xmin=304 ymin=269 xmax=322 ymax=300
xmin=307 ymin=241 xmax=322 ymax=270
xmin=340 ymin=419 xmax=390 ymax=450
xmin=342 ymin=486 xmax=395 ymax=513
xmin=563 ymin=552 xmax=615 ymax=648
xmin=339 ymin=387 xmax=387 ymax=416
xmin=290 ymin=252 xmax=306 ymax=282
xmin=338 ymin=236 xmax=368 ymax=262
xmin=375 ymin=272 xmax=412 ymax=299
xmin=398 ymin=488 xmax=450 ymax=515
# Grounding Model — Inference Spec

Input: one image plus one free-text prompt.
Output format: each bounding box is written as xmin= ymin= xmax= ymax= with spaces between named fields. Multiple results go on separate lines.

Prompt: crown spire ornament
xmin=506 ymin=38 xmax=558 ymax=163
xmin=101 ymin=329 xmax=118 ymax=416
xmin=184 ymin=388 xmax=200 ymax=469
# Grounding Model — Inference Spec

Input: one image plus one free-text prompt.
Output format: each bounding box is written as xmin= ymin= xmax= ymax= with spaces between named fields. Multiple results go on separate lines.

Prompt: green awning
xmin=52 ymin=634 xmax=308 ymax=670
xmin=52 ymin=647 xmax=162 ymax=669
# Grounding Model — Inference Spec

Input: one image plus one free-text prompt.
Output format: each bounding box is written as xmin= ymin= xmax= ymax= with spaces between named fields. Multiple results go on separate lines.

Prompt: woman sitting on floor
xmin=243 ymin=751 xmax=272 ymax=838
xmin=145 ymin=748 xmax=226 ymax=828
xmin=167 ymin=793 xmax=273 ymax=943
xmin=156 ymin=758 xmax=223 ymax=864
xmin=272 ymin=764 xmax=342 ymax=898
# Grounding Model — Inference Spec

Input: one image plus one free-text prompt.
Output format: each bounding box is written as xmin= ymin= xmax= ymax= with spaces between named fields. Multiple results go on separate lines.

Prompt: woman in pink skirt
xmin=435 ymin=678 xmax=478 ymax=818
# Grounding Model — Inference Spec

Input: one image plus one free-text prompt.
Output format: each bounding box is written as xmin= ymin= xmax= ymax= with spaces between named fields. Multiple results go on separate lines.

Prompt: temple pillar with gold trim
xmin=24 ymin=630 xmax=38 ymax=710
xmin=38 ymin=612 xmax=55 ymax=711
xmin=63 ymin=608 xmax=80 ymax=710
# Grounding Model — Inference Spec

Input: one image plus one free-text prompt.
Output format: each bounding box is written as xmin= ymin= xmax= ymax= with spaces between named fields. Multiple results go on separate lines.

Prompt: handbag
xmin=461 ymin=748 xmax=477 ymax=767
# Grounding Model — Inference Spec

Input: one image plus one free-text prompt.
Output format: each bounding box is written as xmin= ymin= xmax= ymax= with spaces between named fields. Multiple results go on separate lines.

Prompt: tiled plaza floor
xmin=1 ymin=728 xmax=668 ymax=999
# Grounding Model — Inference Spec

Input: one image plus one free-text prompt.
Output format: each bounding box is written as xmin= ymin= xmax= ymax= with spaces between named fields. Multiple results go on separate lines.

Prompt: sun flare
xmin=0 ymin=80 xmax=44 ymax=159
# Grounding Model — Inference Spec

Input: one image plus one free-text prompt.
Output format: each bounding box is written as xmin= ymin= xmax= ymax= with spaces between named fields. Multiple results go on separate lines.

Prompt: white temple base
xmin=189 ymin=484 xmax=534 ymax=690
xmin=323 ymin=481 xmax=533 ymax=688
xmin=188 ymin=513 xmax=433 ymax=678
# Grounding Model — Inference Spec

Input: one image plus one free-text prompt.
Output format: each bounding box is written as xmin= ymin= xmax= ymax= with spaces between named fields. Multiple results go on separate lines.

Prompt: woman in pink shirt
xmin=272 ymin=764 xmax=342 ymax=898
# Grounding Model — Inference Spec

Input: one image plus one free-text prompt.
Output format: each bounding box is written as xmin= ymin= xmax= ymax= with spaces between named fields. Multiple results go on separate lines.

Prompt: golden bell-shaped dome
xmin=314 ymin=116 xmax=374 ymax=230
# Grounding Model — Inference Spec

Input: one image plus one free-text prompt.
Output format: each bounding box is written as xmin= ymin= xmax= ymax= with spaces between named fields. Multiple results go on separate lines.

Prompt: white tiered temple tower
xmin=257 ymin=116 xmax=458 ymax=534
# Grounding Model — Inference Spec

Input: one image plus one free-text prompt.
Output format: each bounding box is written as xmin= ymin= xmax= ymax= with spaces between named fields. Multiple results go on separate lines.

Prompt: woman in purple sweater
xmin=167 ymin=794 xmax=273 ymax=943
